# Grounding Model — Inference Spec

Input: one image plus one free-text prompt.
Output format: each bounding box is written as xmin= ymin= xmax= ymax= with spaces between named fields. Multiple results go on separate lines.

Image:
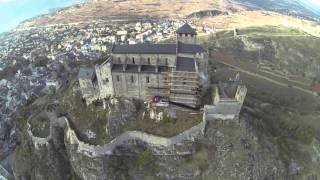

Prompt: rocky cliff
xmin=13 ymin=93 xmax=320 ymax=180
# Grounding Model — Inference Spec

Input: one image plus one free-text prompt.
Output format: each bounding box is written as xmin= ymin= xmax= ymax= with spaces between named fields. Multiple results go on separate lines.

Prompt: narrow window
xmin=146 ymin=76 xmax=150 ymax=83
xmin=147 ymin=58 xmax=151 ymax=65
xmin=179 ymin=33 xmax=182 ymax=37
xmin=165 ymin=58 xmax=168 ymax=65
xmin=191 ymin=34 xmax=194 ymax=37
xmin=117 ymin=75 xmax=120 ymax=82
xmin=105 ymin=78 xmax=109 ymax=83
xmin=131 ymin=75 xmax=134 ymax=83
xmin=132 ymin=57 xmax=135 ymax=64
xmin=118 ymin=57 xmax=121 ymax=63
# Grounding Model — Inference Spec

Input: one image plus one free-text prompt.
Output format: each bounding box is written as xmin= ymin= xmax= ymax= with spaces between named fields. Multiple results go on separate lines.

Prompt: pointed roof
xmin=176 ymin=23 xmax=197 ymax=35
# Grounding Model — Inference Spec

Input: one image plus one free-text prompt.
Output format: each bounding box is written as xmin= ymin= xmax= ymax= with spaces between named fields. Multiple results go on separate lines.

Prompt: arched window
xmin=132 ymin=57 xmax=135 ymax=64
xmin=116 ymin=75 xmax=120 ymax=82
xmin=147 ymin=58 xmax=151 ymax=65
xmin=118 ymin=57 xmax=121 ymax=63
xmin=146 ymin=76 xmax=150 ymax=83
xmin=165 ymin=58 xmax=168 ymax=65
xmin=131 ymin=75 xmax=134 ymax=83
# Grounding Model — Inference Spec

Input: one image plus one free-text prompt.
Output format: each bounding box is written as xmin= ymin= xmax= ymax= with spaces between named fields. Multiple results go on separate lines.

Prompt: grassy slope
xmin=129 ymin=108 xmax=203 ymax=137
xmin=211 ymin=26 xmax=320 ymax=81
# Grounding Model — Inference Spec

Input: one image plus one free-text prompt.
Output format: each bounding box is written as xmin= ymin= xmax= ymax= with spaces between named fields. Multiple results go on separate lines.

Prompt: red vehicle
xmin=151 ymin=96 xmax=169 ymax=107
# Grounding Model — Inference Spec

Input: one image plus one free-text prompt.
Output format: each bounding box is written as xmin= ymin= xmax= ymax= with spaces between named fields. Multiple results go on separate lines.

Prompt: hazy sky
xmin=0 ymin=0 xmax=81 ymax=33
xmin=298 ymin=0 xmax=320 ymax=15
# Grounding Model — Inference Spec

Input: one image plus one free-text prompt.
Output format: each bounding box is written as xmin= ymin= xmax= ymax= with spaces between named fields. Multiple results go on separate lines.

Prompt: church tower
xmin=176 ymin=23 xmax=197 ymax=44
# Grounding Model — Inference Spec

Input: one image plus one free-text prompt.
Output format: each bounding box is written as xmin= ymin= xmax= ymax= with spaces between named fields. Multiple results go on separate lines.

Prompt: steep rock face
xmin=15 ymin=109 xmax=287 ymax=179
xmin=13 ymin=117 xmax=77 ymax=180
xmin=202 ymin=118 xmax=287 ymax=179
xmin=62 ymin=114 xmax=287 ymax=180
xmin=14 ymin=96 xmax=319 ymax=180
xmin=66 ymin=146 xmax=106 ymax=180
xmin=0 ymin=120 xmax=15 ymax=160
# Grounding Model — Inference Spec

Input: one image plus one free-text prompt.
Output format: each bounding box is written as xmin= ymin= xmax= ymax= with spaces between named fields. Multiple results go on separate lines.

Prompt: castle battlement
xmin=205 ymin=74 xmax=247 ymax=122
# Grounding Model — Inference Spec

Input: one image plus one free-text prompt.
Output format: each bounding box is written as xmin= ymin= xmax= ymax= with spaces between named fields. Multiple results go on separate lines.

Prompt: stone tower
xmin=176 ymin=23 xmax=197 ymax=44
xmin=95 ymin=61 xmax=114 ymax=99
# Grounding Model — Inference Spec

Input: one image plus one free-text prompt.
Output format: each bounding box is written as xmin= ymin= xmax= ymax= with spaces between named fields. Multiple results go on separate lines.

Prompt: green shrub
xmin=137 ymin=150 xmax=156 ymax=168
xmin=161 ymin=114 xmax=177 ymax=124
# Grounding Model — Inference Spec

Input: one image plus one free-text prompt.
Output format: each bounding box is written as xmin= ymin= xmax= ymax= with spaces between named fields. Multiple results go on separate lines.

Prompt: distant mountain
xmin=17 ymin=0 xmax=320 ymax=31
xmin=230 ymin=0 xmax=320 ymax=20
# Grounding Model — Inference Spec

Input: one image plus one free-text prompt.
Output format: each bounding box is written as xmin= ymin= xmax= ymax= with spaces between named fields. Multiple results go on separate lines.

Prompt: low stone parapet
xmin=26 ymin=121 xmax=50 ymax=149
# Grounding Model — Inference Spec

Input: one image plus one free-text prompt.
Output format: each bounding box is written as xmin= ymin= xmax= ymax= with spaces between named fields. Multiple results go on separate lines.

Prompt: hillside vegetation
xmin=205 ymin=26 xmax=320 ymax=84
xmin=18 ymin=0 xmax=242 ymax=28
xmin=207 ymin=26 xmax=320 ymax=178
xmin=17 ymin=0 xmax=320 ymax=38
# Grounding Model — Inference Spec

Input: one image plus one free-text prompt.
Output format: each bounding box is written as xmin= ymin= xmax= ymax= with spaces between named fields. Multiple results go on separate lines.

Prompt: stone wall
xmin=111 ymin=72 xmax=167 ymax=99
xmin=26 ymin=90 xmax=245 ymax=157
xmin=203 ymin=85 xmax=247 ymax=121
xmin=94 ymin=54 xmax=177 ymax=100
xmin=63 ymin=98 xmax=245 ymax=158
xmin=25 ymin=98 xmax=246 ymax=179
xmin=113 ymin=72 xmax=140 ymax=98
xmin=63 ymin=116 xmax=206 ymax=157
xmin=89 ymin=47 xmax=208 ymax=104
xmin=78 ymin=78 xmax=98 ymax=105
xmin=27 ymin=121 xmax=50 ymax=149
xmin=95 ymin=60 xmax=114 ymax=99
xmin=235 ymin=85 xmax=247 ymax=103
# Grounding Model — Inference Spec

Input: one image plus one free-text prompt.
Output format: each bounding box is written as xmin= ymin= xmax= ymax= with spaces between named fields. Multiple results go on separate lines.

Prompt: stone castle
xmin=78 ymin=23 xmax=208 ymax=107
xmin=27 ymin=23 xmax=248 ymax=179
